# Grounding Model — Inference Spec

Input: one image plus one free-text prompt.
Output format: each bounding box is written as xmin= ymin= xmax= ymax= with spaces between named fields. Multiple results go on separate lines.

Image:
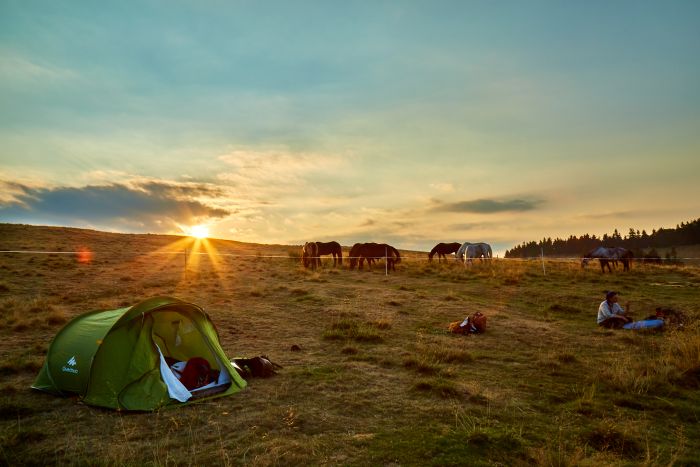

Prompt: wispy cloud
xmin=360 ymin=218 xmax=376 ymax=227
xmin=429 ymin=182 xmax=455 ymax=193
xmin=0 ymin=49 xmax=78 ymax=83
xmin=433 ymin=197 xmax=544 ymax=214
xmin=218 ymin=148 xmax=345 ymax=186
xmin=447 ymin=222 xmax=485 ymax=231
xmin=214 ymin=148 xmax=354 ymax=213
xmin=574 ymin=210 xmax=654 ymax=220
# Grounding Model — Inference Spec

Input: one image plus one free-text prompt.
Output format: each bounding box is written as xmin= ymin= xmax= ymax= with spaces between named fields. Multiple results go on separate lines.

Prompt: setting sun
xmin=188 ymin=225 xmax=210 ymax=239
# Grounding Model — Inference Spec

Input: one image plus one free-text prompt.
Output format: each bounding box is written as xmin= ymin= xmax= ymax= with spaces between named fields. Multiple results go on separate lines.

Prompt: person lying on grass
xmin=597 ymin=290 xmax=632 ymax=329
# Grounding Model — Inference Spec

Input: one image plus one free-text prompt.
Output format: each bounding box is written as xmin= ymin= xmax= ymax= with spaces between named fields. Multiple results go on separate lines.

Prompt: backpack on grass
xmin=448 ymin=312 xmax=487 ymax=335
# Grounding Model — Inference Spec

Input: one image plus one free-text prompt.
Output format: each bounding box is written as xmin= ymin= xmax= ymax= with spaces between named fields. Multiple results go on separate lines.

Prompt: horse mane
xmin=456 ymin=242 xmax=471 ymax=260
xmin=348 ymin=243 xmax=363 ymax=270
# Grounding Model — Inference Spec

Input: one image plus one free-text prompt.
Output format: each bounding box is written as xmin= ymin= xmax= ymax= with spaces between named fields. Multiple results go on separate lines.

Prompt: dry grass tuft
xmin=416 ymin=342 xmax=473 ymax=364
xmin=412 ymin=377 xmax=463 ymax=398
xmin=583 ymin=418 xmax=644 ymax=459
xmin=372 ymin=319 xmax=392 ymax=330
xmin=46 ymin=308 xmax=68 ymax=326
xmin=322 ymin=318 xmax=383 ymax=343
xmin=598 ymin=324 xmax=700 ymax=394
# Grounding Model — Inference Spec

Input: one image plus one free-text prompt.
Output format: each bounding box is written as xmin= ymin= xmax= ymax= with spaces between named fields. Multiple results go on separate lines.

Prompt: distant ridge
xmin=0 ymin=223 xmax=423 ymax=257
xmin=0 ymin=223 xmax=293 ymax=256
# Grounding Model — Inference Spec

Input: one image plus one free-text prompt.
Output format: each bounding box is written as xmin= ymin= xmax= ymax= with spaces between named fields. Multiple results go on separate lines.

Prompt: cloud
xmin=0 ymin=180 xmax=229 ymax=232
xmin=574 ymin=210 xmax=651 ymax=220
xmin=136 ymin=180 xmax=228 ymax=200
xmin=218 ymin=148 xmax=345 ymax=187
xmin=434 ymin=197 xmax=544 ymax=213
xmin=360 ymin=218 xmax=376 ymax=227
xmin=447 ymin=222 xmax=484 ymax=231
xmin=0 ymin=49 xmax=78 ymax=83
xmin=429 ymin=183 xmax=455 ymax=193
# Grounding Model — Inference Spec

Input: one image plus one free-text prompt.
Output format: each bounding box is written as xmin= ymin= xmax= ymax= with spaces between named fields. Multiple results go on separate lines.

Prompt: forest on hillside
xmin=505 ymin=218 xmax=700 ymax=259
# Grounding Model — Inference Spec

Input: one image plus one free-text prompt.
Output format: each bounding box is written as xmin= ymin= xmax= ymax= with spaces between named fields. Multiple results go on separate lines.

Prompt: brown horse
xmin=349 ymin=242 xmax=401 ymax=272
xmin=314 ymin=241 xmax=343 ymax=267
xmin=301 ymin=242 xmax=320 ymax=270
xmin=348 ymin=243 xmax=373 ymax=270
xmin=428 ymin=242 xmax=461 ymax=262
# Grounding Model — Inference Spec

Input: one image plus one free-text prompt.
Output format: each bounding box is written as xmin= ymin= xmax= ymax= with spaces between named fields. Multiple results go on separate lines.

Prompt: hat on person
xmin=605 ymin=290 xmax=618 ymax=300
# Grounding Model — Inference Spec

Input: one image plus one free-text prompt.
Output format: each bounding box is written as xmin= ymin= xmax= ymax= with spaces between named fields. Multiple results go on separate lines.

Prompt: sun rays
xmin=129 ymin=227 xmax=232 ymax=292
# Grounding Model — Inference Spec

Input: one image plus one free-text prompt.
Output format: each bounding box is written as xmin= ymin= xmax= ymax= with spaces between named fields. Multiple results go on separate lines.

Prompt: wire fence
xmin=1 ymin=249 xmax=697 ymax=263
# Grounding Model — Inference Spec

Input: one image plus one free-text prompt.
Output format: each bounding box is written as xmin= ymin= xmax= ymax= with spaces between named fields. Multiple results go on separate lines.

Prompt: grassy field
xmin=1 ymin=223 xmax=699 ymax=466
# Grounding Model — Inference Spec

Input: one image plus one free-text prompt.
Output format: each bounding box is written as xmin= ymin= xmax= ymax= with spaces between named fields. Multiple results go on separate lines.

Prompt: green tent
xmin=32 ymin=296 xmax=247 ymax=410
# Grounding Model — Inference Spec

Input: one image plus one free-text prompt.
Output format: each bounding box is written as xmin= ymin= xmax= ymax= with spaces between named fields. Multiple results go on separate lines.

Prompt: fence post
xmin=541 ymin=247 xmax=546 ymax=275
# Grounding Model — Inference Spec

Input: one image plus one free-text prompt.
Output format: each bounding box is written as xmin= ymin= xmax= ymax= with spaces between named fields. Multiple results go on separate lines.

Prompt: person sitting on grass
xmin=597 ymin=290 xmax=632 ymax=329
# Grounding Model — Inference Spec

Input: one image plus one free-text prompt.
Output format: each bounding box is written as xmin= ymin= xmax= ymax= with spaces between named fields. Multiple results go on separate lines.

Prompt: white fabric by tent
xmin=156 ymin=345 xmax=231 ymax=402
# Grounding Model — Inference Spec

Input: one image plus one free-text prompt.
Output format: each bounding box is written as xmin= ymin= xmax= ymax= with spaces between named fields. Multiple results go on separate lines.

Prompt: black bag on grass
xmin=232 ymin=356 xmax=282 ymax=379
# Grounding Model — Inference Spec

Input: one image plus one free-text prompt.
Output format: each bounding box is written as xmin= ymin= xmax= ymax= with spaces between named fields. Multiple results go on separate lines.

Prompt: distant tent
xmin=32 ymin=296 xmax=246 ymax=410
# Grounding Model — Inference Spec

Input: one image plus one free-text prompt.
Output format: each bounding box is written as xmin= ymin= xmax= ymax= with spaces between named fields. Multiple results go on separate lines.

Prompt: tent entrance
xmin=151 ymin=310 xmax=232 ymax=402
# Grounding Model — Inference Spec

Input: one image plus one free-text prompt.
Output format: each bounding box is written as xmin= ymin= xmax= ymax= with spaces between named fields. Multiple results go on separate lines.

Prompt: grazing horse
xmin=314 ymin=241 xmax=343 ymax=267
xmin=348 ymin=243 xmax=369 ymax=270
xmin=301 ymin=242 xmax=320 ymax=270
xmin=582 ymin=246 xmax=632 ymax=273
xmin=349 ymin=242 xmax=401 ymax=272
xmin=613 ymin=247 xmax=633 ymax=271
xmin=456 ymin=242 xmax=492 ymax=264
xmin=428 ymin=242 xmax=461 ymax=262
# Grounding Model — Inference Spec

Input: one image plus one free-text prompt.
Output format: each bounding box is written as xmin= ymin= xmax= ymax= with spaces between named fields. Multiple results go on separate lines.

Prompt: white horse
xmin=456 ymin=242 xmax=493 ymax=265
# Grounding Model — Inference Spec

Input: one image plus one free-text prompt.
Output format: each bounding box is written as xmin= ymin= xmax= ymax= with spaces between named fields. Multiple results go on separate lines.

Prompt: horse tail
xmin=486 ymin=244 xmax=492 ymax=259
xmin=391 ymin=246 xmax=401 ymax=264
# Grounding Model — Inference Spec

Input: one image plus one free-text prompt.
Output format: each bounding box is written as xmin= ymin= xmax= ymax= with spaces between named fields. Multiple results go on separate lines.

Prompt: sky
xmin=1 ymin=1 xmax=699 ymax=256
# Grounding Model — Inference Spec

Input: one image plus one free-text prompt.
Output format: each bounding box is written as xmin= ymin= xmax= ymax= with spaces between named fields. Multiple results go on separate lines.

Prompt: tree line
xmin=504 ymin=218 xmax=700 ymax=259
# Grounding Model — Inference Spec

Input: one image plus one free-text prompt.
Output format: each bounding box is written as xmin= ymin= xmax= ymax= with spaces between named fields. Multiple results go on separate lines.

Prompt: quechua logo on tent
xmin=62 ymin=356 xmax=79 ymax=374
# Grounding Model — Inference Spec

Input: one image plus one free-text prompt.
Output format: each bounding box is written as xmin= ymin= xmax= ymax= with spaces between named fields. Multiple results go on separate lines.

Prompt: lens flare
xmin=76 ymin=247 xmax=93 ymax=264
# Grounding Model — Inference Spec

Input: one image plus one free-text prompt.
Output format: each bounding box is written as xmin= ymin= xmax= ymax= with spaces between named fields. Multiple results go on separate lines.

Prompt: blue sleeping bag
xmin=623 ymin=319 xmax=665 ymax=330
